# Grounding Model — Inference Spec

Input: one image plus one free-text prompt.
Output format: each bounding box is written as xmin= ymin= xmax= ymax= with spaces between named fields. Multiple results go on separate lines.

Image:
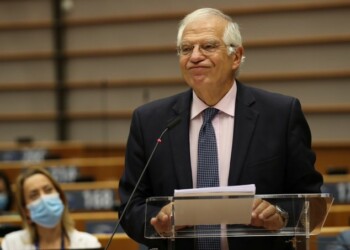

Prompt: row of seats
xmin=0 ymin=156 xmax=123 ymax=183
xmin=0 ymin=142 xmax=136 ymax=248
xmin=0 ymin=141 xmax=349 ymax=250
xmin=0 ymin=140 xmax=348 ymax=174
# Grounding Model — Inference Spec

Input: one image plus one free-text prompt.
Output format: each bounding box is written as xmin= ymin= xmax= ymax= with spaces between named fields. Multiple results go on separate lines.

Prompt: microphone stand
xmin=104 ymin=117 xmax=181 ymax=250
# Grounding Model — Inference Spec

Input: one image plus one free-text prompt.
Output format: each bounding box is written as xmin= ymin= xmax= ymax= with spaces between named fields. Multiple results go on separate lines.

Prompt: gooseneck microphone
xmin=104 ymin=116 xmax=182 ymax=250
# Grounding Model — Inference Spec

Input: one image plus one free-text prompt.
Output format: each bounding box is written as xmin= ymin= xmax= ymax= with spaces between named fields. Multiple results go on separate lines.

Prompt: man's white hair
xmin=177 ymin=7 xmax=243 ymax=53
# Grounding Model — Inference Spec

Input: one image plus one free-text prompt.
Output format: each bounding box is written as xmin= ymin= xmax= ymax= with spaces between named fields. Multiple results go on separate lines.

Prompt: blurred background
xmin=0 ymin=0 xmax=349 ymax=249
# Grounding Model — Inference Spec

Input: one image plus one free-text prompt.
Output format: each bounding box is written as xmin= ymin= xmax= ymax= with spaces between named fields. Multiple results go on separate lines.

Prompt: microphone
xmin=104 ymin=116 xmax=182 ymax=250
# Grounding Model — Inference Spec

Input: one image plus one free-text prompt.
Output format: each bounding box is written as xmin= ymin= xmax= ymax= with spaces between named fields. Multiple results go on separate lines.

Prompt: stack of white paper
xmin=174 ymin=184 xmax=256 ymax=197
xmin=173 ymin=184 xmax=256 ymax=226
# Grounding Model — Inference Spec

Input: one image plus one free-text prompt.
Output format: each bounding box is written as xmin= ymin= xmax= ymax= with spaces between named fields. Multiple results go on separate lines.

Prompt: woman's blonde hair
xmin=15 ymin=167 xmax=74 ymax=243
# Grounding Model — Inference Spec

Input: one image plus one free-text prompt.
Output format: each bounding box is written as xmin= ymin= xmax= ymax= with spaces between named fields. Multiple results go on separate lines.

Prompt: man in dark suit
xmin=118 ymin=7 xmax=323 ymax=250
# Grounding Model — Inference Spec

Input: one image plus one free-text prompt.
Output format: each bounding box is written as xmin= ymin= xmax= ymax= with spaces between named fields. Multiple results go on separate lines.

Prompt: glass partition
xmin=145 ymin=193 xmax=333 ymax=240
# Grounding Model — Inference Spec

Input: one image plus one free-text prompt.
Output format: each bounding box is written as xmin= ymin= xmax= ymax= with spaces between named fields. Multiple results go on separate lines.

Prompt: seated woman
xmin=1 ymin=167 xmax=102 ymax=249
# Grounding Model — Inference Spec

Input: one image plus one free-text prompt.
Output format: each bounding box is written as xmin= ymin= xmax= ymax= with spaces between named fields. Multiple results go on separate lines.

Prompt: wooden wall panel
xmin=0 ymin=0 xmax=51 ymax=22
xmin=236 ymin=8 xmax=350 ymax=40
xmin=308 ymin=114 xmax=350 ymax=141
xmin=0 ymin=60 xmax=55 ymax=83
xmin=0 ymin=91 xmax=55 ymax=114
xmin=0 ymin=0 xmax=348 ymax=145
xmin=242 ymin=43 xmax=350 ymax=74
xmin=65 ymin=21 xmax=178 ymax=50
xmin=64 ymin=0 xmax=341 ymax=19
xmin=0 ymin=121 xmax=56 ymax=141
xmin=68 ymin=120 xmax=131 ymax=143
xmin=65 ymin=54 xmax=180 ymax=81
xmin=0 ymin=29 xmax=52 ymax=53
xmin=247 ymin=78 xmax=350 ymax=106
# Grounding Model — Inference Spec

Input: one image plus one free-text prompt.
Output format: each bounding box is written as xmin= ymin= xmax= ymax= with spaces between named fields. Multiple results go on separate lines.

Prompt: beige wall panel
xmin=0 ymin=91 xmax=55 ymax=114
xmin=65 ymin=0 xmax=335 ymax=19
xmin=68 ymin=120 xmax=131 ymax=143
xmin=67 ymin=88 xmax=145 ymax=112
xmin=235 ymin=9 xmax=350 ymax=41
xmin=147 ymin=85 xmax=189 ymax=102
xmin=0 ymin=0 xmax=51 ymax=22
xmin=307 ymin=114 xmax=350 ymax=142
xmin=66 ymin=43 xmax=349 ymax=81
xmin=67 ymin=85 xmax=188 ymax=112
xmin=66 ymin=54 xmax=180 ymax=81
xmin=105 ymin=87 xmax=151 ymax=111
xmin=242 ymin=43 xmax=350 ymax=75
xmin=245 ymin=79 xmax=350 ymax=106
xmin=0 ymin=0 xmax=348 ymax=144
xmin=65 ymin=8 xmax=350 ymax=50
xmin=0 ymin=61 xmax=55 ymax=83
xmin=0 ymin=29 xmax=52 ymax=53
xmin=66 ymin=21 xmax=178 ymax=50
xmin=0 ymin=122 xmax=56 ymax=141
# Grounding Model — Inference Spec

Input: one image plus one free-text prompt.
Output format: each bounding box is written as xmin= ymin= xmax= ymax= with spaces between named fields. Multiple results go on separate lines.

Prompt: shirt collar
xmin=191 ymin=80 xmax=237 ymax=120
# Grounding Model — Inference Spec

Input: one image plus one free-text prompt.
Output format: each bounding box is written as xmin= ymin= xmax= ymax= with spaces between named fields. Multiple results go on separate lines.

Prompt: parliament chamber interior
xmin=0 ymin=0 xmax=349 ymax=249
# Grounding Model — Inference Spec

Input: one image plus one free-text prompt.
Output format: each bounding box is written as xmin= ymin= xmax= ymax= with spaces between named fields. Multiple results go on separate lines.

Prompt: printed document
xmin=173 ymin=184 xmax=256 ymax=226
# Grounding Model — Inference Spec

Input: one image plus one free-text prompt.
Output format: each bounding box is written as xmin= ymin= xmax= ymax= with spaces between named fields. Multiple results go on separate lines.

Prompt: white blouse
xmin=1 ymin=229 xmax=101 ymax=250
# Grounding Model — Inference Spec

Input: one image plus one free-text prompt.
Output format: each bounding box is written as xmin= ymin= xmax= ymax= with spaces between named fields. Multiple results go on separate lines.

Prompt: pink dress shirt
xmin=189 ymin=81 xmax=237 ymax=250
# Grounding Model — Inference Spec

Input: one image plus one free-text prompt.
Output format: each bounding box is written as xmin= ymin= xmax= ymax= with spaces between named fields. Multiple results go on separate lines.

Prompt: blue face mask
xmin=0 ymin=193 xmax=8 ymax=210
xmin=27 ymin=193 xmax=64 ymax=228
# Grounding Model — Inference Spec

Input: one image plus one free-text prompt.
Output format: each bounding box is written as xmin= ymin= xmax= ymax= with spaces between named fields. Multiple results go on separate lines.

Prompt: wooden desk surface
xmin=0 ymin=156 xmax=124 ymax=169
xmin=0 ymin=233 xmax=138 ymax=250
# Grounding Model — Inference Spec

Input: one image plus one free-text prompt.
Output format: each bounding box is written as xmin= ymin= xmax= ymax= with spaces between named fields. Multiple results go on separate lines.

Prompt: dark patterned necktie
xmin=196 ymin=108 xmax=221 ymax=250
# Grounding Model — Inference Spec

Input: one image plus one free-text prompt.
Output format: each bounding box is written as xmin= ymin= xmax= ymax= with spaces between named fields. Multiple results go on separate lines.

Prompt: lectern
xmin=145 ymin=193 xmax=333 ymax=250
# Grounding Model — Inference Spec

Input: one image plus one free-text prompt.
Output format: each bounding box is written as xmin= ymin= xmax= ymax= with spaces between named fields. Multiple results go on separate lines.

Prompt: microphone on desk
xmin=104 ymin=116 xmax=182 ymax=250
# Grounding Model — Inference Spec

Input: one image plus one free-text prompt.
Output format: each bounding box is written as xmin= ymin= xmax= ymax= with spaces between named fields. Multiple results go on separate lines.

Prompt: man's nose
xmin=189 ymin=45 xmax=205 ymax=61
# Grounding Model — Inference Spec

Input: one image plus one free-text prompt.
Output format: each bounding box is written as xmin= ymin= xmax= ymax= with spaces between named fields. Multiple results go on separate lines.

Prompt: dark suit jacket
xmin=118 ymin=81 xmax=323 ymax=250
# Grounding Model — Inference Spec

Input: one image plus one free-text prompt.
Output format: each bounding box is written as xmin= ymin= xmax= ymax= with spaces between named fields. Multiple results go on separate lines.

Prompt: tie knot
xmin=202 ymin=108 xmax=219 ymax=124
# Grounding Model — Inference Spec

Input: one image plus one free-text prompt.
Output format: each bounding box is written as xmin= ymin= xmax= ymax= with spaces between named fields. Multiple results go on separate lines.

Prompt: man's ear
xmin=231 ymin=46 xmax=244 ymax=70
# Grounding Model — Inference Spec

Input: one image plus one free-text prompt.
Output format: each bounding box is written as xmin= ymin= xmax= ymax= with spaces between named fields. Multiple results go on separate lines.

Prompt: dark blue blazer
xmin=119 ymin=81 xmax=323 ymax=250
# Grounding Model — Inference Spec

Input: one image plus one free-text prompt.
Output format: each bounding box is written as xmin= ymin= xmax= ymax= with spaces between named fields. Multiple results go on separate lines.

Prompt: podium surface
xmin=145 ymin=193 xmax=333 ymax=249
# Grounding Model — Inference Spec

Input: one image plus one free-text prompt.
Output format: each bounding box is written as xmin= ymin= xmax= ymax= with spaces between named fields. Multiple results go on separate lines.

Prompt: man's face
xmin=178 ymin=16 xmax=240 ymax=104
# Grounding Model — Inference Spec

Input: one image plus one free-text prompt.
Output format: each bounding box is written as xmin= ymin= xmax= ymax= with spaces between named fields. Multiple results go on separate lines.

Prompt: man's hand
xmin=150 ymin=203 xmax=173 ymax=236
xmin=250 ymin=198 xmax=285 ymax=230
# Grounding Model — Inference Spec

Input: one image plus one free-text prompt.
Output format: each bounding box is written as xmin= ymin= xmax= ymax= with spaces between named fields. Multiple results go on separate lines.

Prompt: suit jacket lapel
xmin=168 ymin=90 xmax=194 ymax=189
xmin=229 ymin=82 xmax=259 ymax=185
